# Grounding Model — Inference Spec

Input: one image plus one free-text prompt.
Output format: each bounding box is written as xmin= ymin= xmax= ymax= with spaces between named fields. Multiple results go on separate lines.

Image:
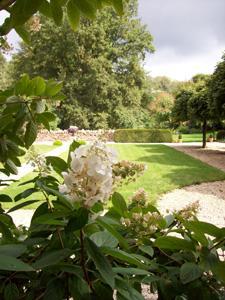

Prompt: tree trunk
xmin=202 ymin=120 xmax=207 ymax=148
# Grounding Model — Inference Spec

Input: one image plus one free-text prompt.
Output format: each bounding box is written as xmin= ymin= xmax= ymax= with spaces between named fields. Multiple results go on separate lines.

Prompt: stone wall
xmin=37 ymin=129 xmax=115 ymax=142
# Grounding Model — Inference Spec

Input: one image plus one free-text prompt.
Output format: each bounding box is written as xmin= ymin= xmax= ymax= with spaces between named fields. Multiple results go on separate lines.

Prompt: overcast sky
xmin=1 ymin=0 xmax=225 ymax=81
xmin=138 ymin=0 xmax=225 ymax=80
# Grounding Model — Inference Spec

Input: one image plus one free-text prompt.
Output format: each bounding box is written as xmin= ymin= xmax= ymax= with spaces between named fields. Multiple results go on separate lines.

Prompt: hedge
xmin=114 ymin=129 xmax=173 ymax=143
xmin=216 ymin=130 xmax=225 ymax=141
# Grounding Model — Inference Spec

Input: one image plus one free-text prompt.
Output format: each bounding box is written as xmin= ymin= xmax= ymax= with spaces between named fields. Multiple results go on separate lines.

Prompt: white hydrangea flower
xmin=59 ymin=142 xmax=118 ymax=208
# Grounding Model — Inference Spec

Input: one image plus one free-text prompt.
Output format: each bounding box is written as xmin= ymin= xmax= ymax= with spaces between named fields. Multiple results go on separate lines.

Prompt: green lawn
xmin=173 ymin=132 xmax=215 ymax=143
xmin=2 ymin=144 xmax=225 ymax=209
xmin=113 ymin=144 xmax=225 ymax=202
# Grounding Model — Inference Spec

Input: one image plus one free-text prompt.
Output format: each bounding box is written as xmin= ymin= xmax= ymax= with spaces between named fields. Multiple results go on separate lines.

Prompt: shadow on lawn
xmin=134 ymin=144 xmax=225 ymax=187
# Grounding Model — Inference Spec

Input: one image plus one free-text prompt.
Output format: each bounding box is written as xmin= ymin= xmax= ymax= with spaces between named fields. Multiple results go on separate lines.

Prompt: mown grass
xmin=173 ymin=132 xmax=215 ymax=143
xmin=2 ymin=144 xmax=225 ymax=210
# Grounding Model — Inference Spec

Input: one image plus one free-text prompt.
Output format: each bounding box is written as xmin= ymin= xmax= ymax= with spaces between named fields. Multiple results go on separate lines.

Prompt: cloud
xmin=139 ymin=0 xmax=225 ymax=79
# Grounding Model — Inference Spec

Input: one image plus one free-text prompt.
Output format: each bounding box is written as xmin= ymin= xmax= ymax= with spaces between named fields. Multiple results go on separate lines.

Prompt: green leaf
xmin=43 ymin=278 xmax=65 ymax=300
xmin=0 ymin=114 xmax=13 ymax=132
xmin=212 ymin=261 xmax=225 ymax=283
xmin=4 ymin=282 xmax=19 ymax=300
xmin=29 ymin=76 xmax=46 ymax=96
xmin=25 ymin=121 xmax=37 ymax=148
xmin=14 ymin=74 xmax=30 ymax=95
xmin=112 ymin=0 xmax=124 ymax=15
xmin=180 ymin=262 xmax=202 ymax=284
xmin=5 ymin=159 xmax=18 ymax=175
xmin=0 ymin=194 xmax=12 ymax=202
xmin=66 ymin=207 xmax=89 ymax=231
xmin=50 ymin=0 xmax=63 ymax=26
xmin=116 ymin=278 xmax=145 ymax=300
xmin=67 ymin=140 xmax=85 ymax=165
xmin=33 ymin=249 xmax=72 ymax=269
xmin=73 ymin=0 xmax=96 ymax=19
xmin=154 ymin=236 xmax=194 ymax=251
xmin=139 ymin=245 xmax=154 ymax=257
xmin=84 ymin=237 xmax=115 ymax=289
xmin=15 ymin=25 xmax=31 ymax=44
xmin=69 ymin=276 xmax=91 ymax=300
xmin=14 ymin=188 xmax=38 ymax=202
xmin=90 ymin=231 xmax=118 ymax=248
xmin=39 ymin=0 xmax=52 ymax=18
xmin=102 ymin=247 xmax=146 ymax=268
xmin=0 ymin=244 xmax=27 ymax=257
xmin=7 ymin=200 xmax=40 ymax=213
xmin=45 ymin=80 xmax=63 ymax=97
xmin=184 ymin=220 xmax=223 ymax=238
xmin=97 ymin=217 xmax=128 ymax=249
xmin=67 ymin=0 xmax=80 ymax=30
xmin=113 ymin=267 xmax=149 ymax=276
xmin=0 ymin=254 xmax=34 ymax=271
xmin=46 ymin=156 xmax=68 ymax=176
xmin=112 ymin=192 xmax=127 ymax=216
xmin=33 ymin=211 xmax=69 ymax=225
xmin=41 ymin=185 xmax=73 ymax=210
xmin=0 ymin=220 xmax=14 ymax=241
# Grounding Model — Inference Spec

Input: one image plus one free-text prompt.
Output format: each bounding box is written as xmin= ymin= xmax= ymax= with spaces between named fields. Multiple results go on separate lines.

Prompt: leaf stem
xmin=80 ymin=229 xmax=93 ymax=290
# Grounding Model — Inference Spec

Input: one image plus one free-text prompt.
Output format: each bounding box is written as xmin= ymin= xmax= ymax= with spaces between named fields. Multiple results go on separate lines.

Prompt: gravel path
xmin=168 ymin=142 xmax=225 ymax=172
xmin=159 ymin=142 xmax=225 ymax=228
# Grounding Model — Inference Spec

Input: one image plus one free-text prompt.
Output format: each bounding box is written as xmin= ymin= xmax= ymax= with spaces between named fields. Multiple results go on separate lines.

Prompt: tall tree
xmin=172 ymin=75 xmax=211 ymax=148
xmin=208 ymin=52 xmax=225 ymax=120
xmin=188 ymin=76 xmax=211 ymax=148
xmin=11 ymin=0 xmax=154 ymax=129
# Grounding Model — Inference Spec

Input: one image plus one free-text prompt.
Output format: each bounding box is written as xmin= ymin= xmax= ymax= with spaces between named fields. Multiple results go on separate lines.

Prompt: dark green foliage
xmin=11 ymin=1 xmax=154 ymax=129
xmin=216 ymin=130 xmax=225 ymax=141
xmin=172 ymin=75 xmax=212 ymax=148
xmin=208 ymin=53 xmax=225 ymax=120
xmin=114 ymin=129 xmax=173 ymax=143
xmin=0 ymin=74 xmax=62 ymax=176
xmin=0 ymin=0 xmax=125 ymax=45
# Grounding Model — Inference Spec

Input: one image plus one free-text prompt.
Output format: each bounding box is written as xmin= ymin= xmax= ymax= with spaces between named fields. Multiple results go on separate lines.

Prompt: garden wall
xmin=37 ymin=129 xmax=115 ymax=142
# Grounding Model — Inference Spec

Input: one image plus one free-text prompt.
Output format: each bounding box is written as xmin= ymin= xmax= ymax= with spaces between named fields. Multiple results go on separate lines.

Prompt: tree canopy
xmin=208 ymin=53 xmax=225 ymax=120
xmin=11 ymin=0 xmax=154 ymax=129
xmin=172 ymin=75 xmax=212 ymax=148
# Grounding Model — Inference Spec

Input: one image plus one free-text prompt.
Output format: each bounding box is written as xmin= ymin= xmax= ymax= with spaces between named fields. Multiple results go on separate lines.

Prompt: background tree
xmin=148 ymin=91 xmax=174 ymax=128
xmin=149 ymin=75 xmax=180 ymax=94
xmin=172 ymin=75 xmax=211 ymax=148
xmin=0 ymin=52 xmax=12 ymax=90
xmin=208 ymin=52 xmax=225 ymax=121
xmin=188 ymin=76 xmax=211 ymax=148
xmin=11 ymin=1 xmax=154 ymax=129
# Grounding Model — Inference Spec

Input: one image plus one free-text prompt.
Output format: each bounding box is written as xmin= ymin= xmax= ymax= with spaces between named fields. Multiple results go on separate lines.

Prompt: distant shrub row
xmin=217 ymin=130 xmax=225 ymax=141
xmin=114 ymin=129 xmax=173 ymax=143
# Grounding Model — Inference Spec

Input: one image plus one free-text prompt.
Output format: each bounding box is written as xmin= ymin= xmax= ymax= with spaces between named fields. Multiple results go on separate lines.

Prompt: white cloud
xmin=144 ymin=45 xmax=225 ymax=81
xmin=138 ymin=0 xmax=225 ymax=80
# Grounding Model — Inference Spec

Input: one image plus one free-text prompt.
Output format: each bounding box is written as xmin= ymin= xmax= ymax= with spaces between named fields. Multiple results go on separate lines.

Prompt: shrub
xmin=114 ymin=129 xmax=173 ymax=143
xmin=53 ymin=139 xmax=63 ymax=146
xmin=217 ymin=130 xmax=225 ymax=141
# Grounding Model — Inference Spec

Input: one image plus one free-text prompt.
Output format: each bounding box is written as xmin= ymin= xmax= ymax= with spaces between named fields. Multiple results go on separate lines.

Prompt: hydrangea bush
xmin=0 ymin=77 xmax=225 ymax=300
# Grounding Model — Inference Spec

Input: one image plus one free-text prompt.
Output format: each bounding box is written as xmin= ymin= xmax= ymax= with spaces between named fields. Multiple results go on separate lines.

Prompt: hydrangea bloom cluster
xmin=121 ymin=211 xmax=163 ymax=237
xmin=59 ymin=142 xmax=117 ymax=208
xmin=113 ymin=160 xmax=146 ymax=186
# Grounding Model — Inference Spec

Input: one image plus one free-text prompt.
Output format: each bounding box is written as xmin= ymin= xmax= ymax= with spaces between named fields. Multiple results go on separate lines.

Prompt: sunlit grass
xmin=2 ymin=144 xmax=225 ymax=209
